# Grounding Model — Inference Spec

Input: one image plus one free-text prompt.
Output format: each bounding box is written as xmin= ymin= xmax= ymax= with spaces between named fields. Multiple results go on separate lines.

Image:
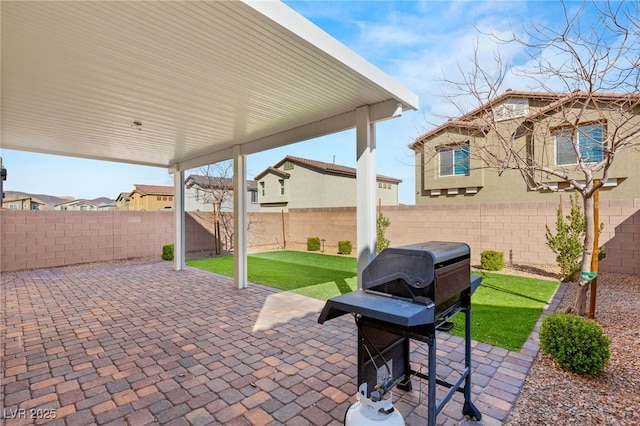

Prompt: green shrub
xmin=162 ymin=244 xmax=174 ymax=261
xmin=338 ymin=240 xmax=352 ymax=255
xmin=545 ymin=193 xmax=605 ymax=282
xmin=539 ymin=312 xmax=610 ymax=375
xmin=376 ymin=212 xmax=391 ymax=254
xmin=307 ymin=237 xmax=321 ymax=251
xmin=480 ymin=250 xmax=504 ymax=271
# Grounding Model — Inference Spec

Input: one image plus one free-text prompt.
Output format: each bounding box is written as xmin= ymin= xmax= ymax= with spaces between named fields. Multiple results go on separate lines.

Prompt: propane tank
xmin=344 ymin=383 xmax=405 ymax=425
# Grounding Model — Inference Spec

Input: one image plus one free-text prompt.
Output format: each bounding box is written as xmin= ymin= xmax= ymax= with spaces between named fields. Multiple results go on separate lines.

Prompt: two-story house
xmin=254 ymin=155 xmax=402 ymax=211
xmin=184 ymin=175 xmax=260 ymax=212
xmin=410 ymin=90 xmax=640 ymax=205
xmin=128 ymin=184 xmax=174 ymax=211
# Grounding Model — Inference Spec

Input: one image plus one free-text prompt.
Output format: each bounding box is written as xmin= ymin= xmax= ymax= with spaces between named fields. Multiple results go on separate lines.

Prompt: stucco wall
xmin=415 ymin=104 xmax=640 ymax=205
xmin=257 ymin=163 xmax=400 ymax=211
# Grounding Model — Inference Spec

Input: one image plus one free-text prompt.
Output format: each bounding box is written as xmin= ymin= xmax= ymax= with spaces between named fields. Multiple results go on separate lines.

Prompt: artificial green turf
xmin=186 ymin=251 xmax=357 ymax=300
xmin=450 ymin=271 xmax=559 ymax=351
xmin=187 ymin=251 xmax=559 ymax=351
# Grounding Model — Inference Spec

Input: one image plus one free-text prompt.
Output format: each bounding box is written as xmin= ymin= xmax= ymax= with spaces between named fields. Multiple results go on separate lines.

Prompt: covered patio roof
xmin=2 ymin=0 xmax=419 ymax=288
xmin=2 ymin=0 xmax=418 ymax=171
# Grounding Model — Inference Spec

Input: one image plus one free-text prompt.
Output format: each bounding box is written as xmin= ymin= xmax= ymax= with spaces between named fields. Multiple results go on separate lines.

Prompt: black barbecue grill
xmin=318 ymin=241 xmax=482 ymax=425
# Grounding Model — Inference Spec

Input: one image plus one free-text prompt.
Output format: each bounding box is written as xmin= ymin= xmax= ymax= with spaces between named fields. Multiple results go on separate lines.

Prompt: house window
xmin=31 ymin=205 xmax=40 ymax=210
xmin=250 ymin=190 xmax=258 ymax=203
xmin=157 ymin=196 xmax=162 ymax=201
xmin=260 ymin=182 xmax=265 ymax=196
xmin=9 ymin=204 xmax=18 ymax=210
xmin=279 ymin=179 xmax=285 ymax=195
xmin=556 ymin=124 xmax=604 ymax=165
xmin=439 ymin=144 xmax=469 ymax=176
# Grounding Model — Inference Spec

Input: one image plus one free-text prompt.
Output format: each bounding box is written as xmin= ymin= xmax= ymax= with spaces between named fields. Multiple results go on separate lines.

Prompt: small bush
xmin=480 ymin=250 xmax=504 ymax=271
xmin=376 ymin=212 xmax=391 ymax=254
xmin=338 ymin=240 xmax=352 ymax=255
xmin=545 ymin=193 xmax=606 ymax=282
xmin=539 ymin=312 xmax=610 ymax=375
xmin=307 ymin=237 xmax=321 ymax=251
xmin=162 ymin=244 xmax=174 ymax=261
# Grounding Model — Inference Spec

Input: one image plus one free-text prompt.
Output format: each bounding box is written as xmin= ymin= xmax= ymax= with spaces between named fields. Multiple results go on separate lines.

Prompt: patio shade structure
xmin=1 ymin=1 xmax=419 ymax=288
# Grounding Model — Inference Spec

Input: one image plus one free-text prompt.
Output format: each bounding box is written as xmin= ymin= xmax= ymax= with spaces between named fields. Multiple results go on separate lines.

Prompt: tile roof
xmin=410 ymin=90 xmax=640 ymax=149
xmin=54 ymin=199 xmax=99 ymax=207
xmin=185 ymin=175 xmax=258 ymax=191
xmin=255 ymin=155 xmax=402 ymax=183
xmin=132 ymin=184 xmax=175 ymax=196
xmin=116 ymin=192 xmax=131 ymax=202
xmin=2 ymin=196 xmax=46 ymax=205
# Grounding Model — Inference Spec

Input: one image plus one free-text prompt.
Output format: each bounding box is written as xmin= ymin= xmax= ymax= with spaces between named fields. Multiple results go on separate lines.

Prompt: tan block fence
xmin=1 ymin=199 xmax=639 ymax=274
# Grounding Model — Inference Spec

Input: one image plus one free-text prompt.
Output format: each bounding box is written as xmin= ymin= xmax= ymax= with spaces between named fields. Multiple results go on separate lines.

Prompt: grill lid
xmin=362 ymin=241 xmax=470 ymax=289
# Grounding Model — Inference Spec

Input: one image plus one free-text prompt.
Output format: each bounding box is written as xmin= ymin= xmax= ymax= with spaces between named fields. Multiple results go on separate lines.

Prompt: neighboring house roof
xmin=98 ymin=203 xmax=117 ymax=209
xmin=410 ymin=120 xmax=489 ymax=148
xmin=55 ymin=199 xmax=99 ymax=208
xmin=184 ymin=175 xmax=258 ymax=191
xmin=255 ymin=155 xmax=402 ymax=183
xmin=410 ymin=90 xmax=640 ymax=149
xmin=458 ymin=90 xmax=562 ymax=121
xmin=2 ymin=196 xmax=46 ymax=205
xmin=254 ymin=167 xmax=291 ymax=180
xmin=131 ymin=184 xmax=174 ymax=196
xmin=116 ymin=192 xmax=130 ymax=202
xmin=523 ymin=91 xmax=640 ymax=123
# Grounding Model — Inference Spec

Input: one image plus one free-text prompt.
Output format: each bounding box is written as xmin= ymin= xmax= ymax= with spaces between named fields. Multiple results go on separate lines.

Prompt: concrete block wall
xmin=597 ymin=199 xmax=640 ymax=274
xmin=1 ymin=211 xmax=218 ymax=272
xmin=287 ymin=207 xmax=357 ymax=254
xmin=268 ymin=199 xmax=639 ymax=275
xmin=2 ymin=199 xmax=638 ymax=274
xmin=248 ymin=212 xmax=289 ymax=251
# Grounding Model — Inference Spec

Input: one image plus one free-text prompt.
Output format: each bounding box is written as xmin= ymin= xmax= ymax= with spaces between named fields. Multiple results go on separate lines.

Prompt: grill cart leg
xmin=427 ymin=335 xmax=437 ymax=426
xmin=462 ymin=300 xmax=482 ymax=421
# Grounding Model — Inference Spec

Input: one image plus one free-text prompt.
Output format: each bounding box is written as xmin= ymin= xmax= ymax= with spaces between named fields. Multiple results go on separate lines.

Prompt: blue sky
xmin=1 ymin=1 xmax=584 ymax=204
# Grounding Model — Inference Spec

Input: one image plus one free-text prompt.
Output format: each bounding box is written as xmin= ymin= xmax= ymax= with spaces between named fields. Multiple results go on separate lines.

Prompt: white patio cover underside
xmin=2 ymin=1 xmax=418 ymax=287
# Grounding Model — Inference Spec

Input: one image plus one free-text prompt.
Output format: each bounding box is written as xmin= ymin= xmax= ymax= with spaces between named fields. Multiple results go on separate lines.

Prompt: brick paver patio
xmin=1 ymin=262 xmax=564 ymax=425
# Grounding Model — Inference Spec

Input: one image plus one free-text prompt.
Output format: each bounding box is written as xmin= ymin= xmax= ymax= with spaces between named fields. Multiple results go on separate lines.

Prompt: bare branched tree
xmin=187 ymin=161 xmax=236 ymax=252
xmin=431 ymin=0 xmax=640 ymax=315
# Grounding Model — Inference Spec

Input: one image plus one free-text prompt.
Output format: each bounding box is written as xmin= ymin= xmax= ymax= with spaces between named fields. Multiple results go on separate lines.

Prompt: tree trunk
xmin=573 ymin=193 xmax=595 ymax=316
xmin=573 ymin=282 xmax=589 ymax=316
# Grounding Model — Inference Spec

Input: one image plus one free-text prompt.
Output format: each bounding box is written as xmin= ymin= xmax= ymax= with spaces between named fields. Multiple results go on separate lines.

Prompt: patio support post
xmin=173 ymin=169 xmax=186 ymax=270
xmin=356 ymin=105 xmax=376 ymax=290
xmin=233 ymin=145 xmax=248 ymax=289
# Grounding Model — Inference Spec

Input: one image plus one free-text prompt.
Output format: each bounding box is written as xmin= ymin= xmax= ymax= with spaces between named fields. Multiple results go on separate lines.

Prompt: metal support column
xmin=356 ymin=105 xmax=376 ymax=289
xmin=173 ymin=169 xmax=185 ymax=271
xmin=233 ymin=145 xmax=248 ymax=289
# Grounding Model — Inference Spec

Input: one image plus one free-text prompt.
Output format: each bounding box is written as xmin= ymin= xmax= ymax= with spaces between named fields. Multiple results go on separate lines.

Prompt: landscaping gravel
xmin=505 ymin=272 xmax=640 ymax=425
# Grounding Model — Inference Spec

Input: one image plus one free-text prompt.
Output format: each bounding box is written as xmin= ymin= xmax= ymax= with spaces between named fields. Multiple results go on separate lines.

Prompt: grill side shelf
xmin=317 ymin=290 xmax=435 ymax=327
